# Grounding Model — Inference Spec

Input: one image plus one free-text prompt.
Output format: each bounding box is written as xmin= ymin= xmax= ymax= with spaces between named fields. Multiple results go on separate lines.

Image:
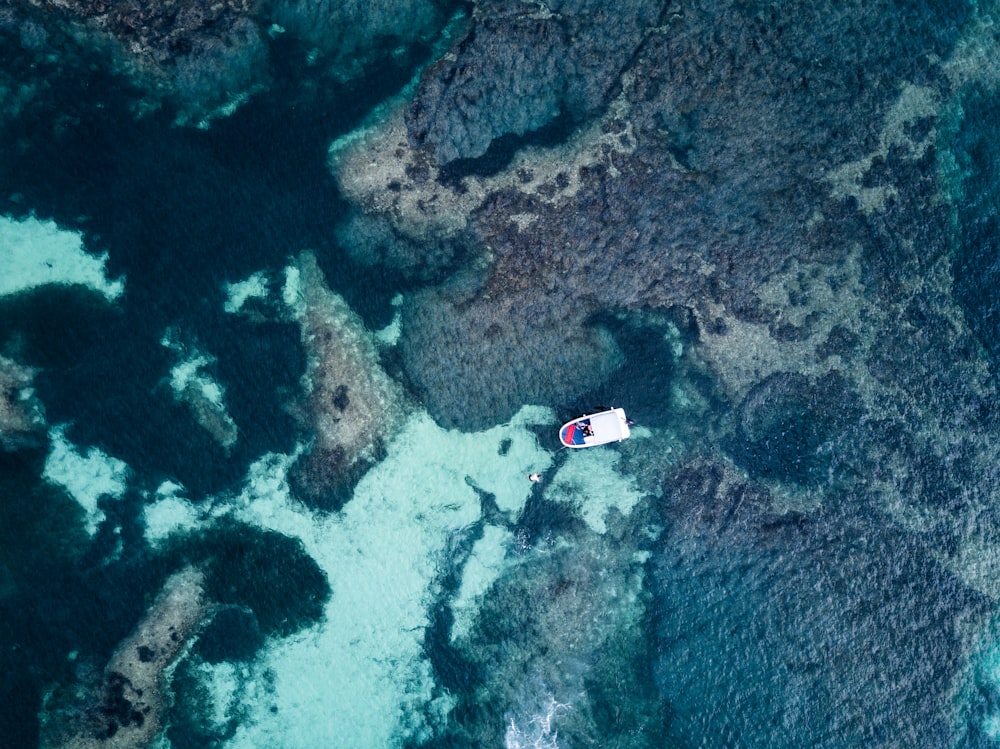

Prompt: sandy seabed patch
xmin=212 ymin=406 xmax=554 ymax=747
xmin=0 ymin=215 xmax=123 ymax=301
xmin=43 ymin=425 xmax=129 ymax=536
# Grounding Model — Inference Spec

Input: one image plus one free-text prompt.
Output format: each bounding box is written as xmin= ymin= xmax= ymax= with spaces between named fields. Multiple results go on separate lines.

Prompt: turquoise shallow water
xmin=3 ymin=4 xmax=1000 ymax=749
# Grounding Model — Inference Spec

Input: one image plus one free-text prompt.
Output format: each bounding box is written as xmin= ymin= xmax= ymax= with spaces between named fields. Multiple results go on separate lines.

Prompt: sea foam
xmin=504 ymin=694 xmax=571 ymax=749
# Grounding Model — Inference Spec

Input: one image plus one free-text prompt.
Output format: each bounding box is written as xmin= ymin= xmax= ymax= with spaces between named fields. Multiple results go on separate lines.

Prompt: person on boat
xmin=581 ymin=421 xmax=594 ymax=437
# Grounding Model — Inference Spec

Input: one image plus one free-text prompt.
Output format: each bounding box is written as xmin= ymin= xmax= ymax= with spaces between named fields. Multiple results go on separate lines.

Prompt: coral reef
xmin=268 ymin=0 xmax=445 ymax=66
xmin=438 ymin=518 xmax=663 ymax=747
xmin=405 ymin=0 xmax=662 ymax=163
xmin=950 ymin=87 xmax=1000 ymax=372
xmin=10 ymin=0 xmax=268 ymax=120
xmin=335 ymin=209 xmax=463 ymax=284
xmin=161 ymin=332 xmax=239 ymax=452
xmin=399 ymin=280 xmax=623 ymax=429
xmin=329 ymin=1 xmax=1000 ymax=742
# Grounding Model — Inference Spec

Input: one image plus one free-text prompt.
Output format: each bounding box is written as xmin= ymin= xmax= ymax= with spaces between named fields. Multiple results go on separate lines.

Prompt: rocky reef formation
xmin=286 ymin=251 xmax=406 ymax=505
xmin=161 ymin=332 xmax=239 ymax=452
xmin=431 ymin=502 xmax=663 ymax=747
xmin=0 ymin=354 xmax=45 ymax=450
xmin=0 ymin=0 xmax=267 ymax=121
xmin=406 ymin=0 xmax=663 ymax=163
xmin=333 ymin=102 xmax=637 ymax=428
xmin=0 ymin=0 xmax=452 ymax=126
xmin=332 ymin=0 xmax=1000 ymax=549
xmin=40 ymin=566 xmax=208 ymax=749
xmin=333 ymin=0 xmax=974 ymax=429
xmin=650 ymin=460 xmax=990 ymax=748
xmin=331 ymin=0 xmax=1000 ymax=742
xmin=268 ymin=0 xmax=445 ymax=69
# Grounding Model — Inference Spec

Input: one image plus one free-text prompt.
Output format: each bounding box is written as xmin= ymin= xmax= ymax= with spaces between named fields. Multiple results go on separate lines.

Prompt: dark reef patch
xmin=0 ymin=478 xmax=179 ymax=746
xmin=196 ymin=605 xmax=264 ymax=664
xmin=651 ymin=458 xmax=990 ymax=749
xmin=167 ymin=521 xmax=329 ymax=639
xmin=437 ymin=109 xmax=580 ymax=185
xmin=0 ymin=0 xmax=462 ymax=127
xmin=950 ymin=87 xmax=1000 ymax=378
xmin=400 ymin=282 xmax=622 ymax=430
xmin=406 ymin=0 xmax=662 ymax=163
xmin=574 ymin=307 xmax=707 ymax=431
xmin=726 ymin=371 xmax=863 ymax=485
xmin=287 ymin=438 xmax=388 ymax=513
xmin=0 ymin=447 xmax=92 ymax=746
xmin=816 ymin=324 xmax=861 ymax=360
xmin=422 ymin=517 xmax=484 ymax=696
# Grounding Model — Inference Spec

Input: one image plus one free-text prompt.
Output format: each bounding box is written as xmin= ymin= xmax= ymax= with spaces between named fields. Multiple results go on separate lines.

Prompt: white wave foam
xmin=0 ymin=214 xmax=124 ymax=301
xmin=504 ymin=695 xmax=571 ymax=749
xmin=42 ymin=425 xmax=128 ymax=536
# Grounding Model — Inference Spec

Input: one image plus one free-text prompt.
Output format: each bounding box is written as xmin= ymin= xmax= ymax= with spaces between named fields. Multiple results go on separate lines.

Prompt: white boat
xmin=559 ymin=407 xmax=631 ymax=448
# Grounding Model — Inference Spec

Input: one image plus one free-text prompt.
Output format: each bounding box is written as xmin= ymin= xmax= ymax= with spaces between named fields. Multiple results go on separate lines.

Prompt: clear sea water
xmin=3 ymin=7 xmax=1000 ymax=749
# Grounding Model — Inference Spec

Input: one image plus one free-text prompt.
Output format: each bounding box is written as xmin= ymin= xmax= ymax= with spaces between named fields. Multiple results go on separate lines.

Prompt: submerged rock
xmin=0 ymin=0 xmax=455 ymax=127
xmin=161 ymin=332 xmax=239 ymax=452
xmin=40 ymin=566 xmax=209 ymax=749
xmin=0 ymin=355 xmax=45 ymax=451
xmin=406 ymin=0 xmax=662 ymax=163
xmin=25 ymin=0 xmax=268 ymax=120
xmin=286 ymin=251 xmax=406 ymax=504
xmin=194 ymin=605 xmax=262 ymax=664
xmin=440 ymin=524 xmax=663 ymax=747
xmin=268 ymin=0 xmax=446 ymax=66
xmin=727 ymin=370 xmax=863 ymax=485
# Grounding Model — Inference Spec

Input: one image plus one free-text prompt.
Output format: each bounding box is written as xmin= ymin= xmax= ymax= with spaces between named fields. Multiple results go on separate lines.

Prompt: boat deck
xmin=559 ymin=408 xmax=630 ymax=448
